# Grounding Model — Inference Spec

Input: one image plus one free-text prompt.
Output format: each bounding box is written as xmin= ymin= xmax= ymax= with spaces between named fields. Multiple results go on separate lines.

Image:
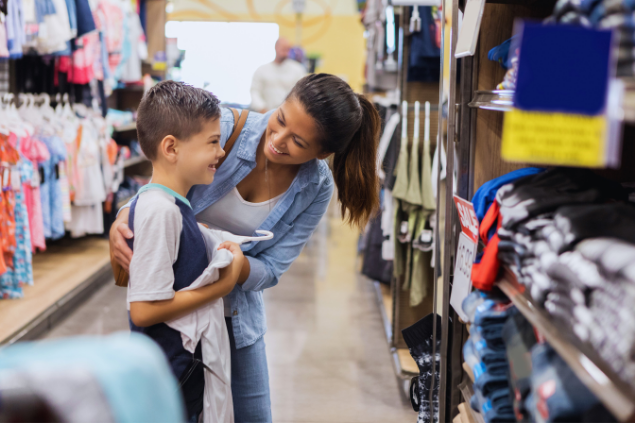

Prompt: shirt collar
xmin=138 ymin=183 xmax=192 ymax=209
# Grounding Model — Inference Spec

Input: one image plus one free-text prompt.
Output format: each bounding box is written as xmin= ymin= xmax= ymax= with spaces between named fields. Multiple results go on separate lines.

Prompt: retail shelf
xmin=459 ymin=382 xmax=486 ymax=423
xmin=497 ymin=271 xmax=635 ymax=422
xmin=372 ymin=281 xmax=417 ymax=399
xmin=469 ymin=81 xmax=635 ymax=123
xmin=113 ymin=122 xmax=136 ymax=132
xmin=468 ymin=90 xmax=513 ymax=112
xmin=123 ymin=155 xmax=148 ymax=168
xmin=0 ymin=238 xmax=112 ymax=345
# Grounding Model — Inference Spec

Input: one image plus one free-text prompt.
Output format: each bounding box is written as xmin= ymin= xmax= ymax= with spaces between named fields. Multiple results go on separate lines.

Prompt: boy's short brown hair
xmin=136 ymin=80 xmax=221 ymax=160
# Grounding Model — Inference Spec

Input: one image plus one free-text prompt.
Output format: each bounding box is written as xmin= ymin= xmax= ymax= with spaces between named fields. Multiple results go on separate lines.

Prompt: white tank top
xmin=197 ymin=188 xmax=283 ymax=236
xmin=197 ymin=187 xmax=284 ymax=316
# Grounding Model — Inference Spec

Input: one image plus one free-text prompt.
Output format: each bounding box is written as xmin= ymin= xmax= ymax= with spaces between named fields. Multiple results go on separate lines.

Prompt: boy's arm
xmin=130 ymin=262 xmax=241 ymax=327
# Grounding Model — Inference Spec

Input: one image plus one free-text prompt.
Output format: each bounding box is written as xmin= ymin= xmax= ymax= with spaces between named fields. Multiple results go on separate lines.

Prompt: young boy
xmin=126 ymin=80 xmax=243 ymax=422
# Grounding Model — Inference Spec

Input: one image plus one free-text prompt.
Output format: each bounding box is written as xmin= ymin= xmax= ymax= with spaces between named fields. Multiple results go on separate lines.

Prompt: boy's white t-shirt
xmin=127 ymin=189 xmax=182 ymax=307
xmin=127 ymin=187 xmax=234 ymax=423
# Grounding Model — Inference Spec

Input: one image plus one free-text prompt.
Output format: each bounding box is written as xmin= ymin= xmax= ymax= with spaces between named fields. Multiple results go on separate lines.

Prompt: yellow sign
xmin=501 ymin=108 xmax=607 ymax=167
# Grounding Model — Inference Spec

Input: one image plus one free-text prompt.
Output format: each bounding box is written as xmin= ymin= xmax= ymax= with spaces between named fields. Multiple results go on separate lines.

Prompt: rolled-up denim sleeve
xmin=240 ymin=177 xmax=334 ymax=292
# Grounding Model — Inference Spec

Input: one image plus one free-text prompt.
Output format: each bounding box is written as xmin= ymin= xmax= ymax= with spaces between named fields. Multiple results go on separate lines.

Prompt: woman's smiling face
xmin=264 ymin=98 xmax=331 ymax=165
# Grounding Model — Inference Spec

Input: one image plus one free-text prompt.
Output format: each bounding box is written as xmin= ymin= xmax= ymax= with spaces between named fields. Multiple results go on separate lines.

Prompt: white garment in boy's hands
xmin=165 ymin=226 xmax=275 ymax=423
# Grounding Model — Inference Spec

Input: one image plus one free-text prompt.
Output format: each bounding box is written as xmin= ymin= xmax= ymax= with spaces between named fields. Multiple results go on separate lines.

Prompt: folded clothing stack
xmin=462 ymin=291 xmax=517 ymax=423
xmin=545 ymin=238 xmax=635 ymax=382
xmin=528 ymin=342 xmax=614 ymax=423
xmin=476 ymin=167 xmax=635 ymax=390
xmin=462 ymin=292 xmax=616 ymax=423
xmin=473 ymin=167 xmax=630 ymax=291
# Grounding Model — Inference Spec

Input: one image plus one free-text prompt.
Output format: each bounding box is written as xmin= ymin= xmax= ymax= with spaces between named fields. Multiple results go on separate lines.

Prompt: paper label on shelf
xmin=453 ymin=195 xmax=479 ymax=243
xmin=502 ymin=109 xmax=607 ymax=167
xmin=502 ymin=23 xmax=617 ymax=168
xmin=450 ymin=232 xmax=477 ymax=322
xmin=455 ymin=0 xmax=486 ymax=58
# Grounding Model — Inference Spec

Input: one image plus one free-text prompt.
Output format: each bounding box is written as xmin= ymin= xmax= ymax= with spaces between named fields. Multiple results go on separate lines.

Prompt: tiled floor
xmin=43 ymin=218 xmax=415 ymax=422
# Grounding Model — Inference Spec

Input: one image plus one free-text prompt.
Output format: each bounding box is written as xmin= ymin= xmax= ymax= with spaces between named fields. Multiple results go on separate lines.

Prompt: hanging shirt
xmin=19 ymin=135 xmax=49 ymax=252
xmin=40 ymin=136 xmax=67 ymax=240
xmin=120 ymin=9 xmax=146 ymax=82
xmin=1 ymin=135 xmax=34 ymax=298
xmin=6 ymin=0 xmax=26 ymax=59
xmin=36 ymin=0 xmax=73 ymax=54
xmin=249 ymin=59 xmax=307 ymax=112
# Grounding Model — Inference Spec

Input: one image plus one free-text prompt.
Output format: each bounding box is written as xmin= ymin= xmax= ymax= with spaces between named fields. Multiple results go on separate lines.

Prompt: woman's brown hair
xmin=288 ymin=73 xmax=380 ymax=229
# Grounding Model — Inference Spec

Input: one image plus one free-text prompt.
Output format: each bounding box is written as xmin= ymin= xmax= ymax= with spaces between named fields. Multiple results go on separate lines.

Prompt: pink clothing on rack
xmin=95 ymin=1 xmax=123 ymax=74
xmin=18 ymin=135 xmax=49 ymax=252
xmin=58 ymin=32 xmax=98 ymax=85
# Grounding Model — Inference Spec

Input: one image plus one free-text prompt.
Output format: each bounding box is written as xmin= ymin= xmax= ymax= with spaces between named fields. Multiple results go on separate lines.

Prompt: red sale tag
xmin=453 ymin=195 xmax=479 ymax=243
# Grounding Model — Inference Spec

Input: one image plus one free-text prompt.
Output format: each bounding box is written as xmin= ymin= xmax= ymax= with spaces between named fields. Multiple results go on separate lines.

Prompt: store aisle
xmin=43 ymin=217 xmax=414 ymax=422
xmin=265 ymin=217 xmax=413 ymax=423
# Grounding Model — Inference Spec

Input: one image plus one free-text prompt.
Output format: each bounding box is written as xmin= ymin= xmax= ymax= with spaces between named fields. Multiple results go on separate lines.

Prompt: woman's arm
xmin=239 ymin=177 xmax=334 ymax=291
xmin=110 ymin=208 xmax=133 ymax=270
xmin=131 ymin=244 xmax=244 ymax=327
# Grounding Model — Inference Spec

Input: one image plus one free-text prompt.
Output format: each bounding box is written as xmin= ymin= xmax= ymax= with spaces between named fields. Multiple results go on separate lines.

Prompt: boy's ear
xmin=159 ymin=135 xmax=179 ymax=163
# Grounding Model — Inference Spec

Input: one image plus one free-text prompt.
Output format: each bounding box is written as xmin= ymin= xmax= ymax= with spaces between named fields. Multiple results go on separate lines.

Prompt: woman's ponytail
xmin=289 ymin=74 xmax=382 ymax=229
xmin=331 ymin=94 xmax=380 ymax=229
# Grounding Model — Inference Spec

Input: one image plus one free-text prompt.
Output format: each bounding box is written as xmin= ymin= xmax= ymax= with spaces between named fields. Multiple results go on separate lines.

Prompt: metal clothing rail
xmin=498 ymin=270 xmax=635 ymax=422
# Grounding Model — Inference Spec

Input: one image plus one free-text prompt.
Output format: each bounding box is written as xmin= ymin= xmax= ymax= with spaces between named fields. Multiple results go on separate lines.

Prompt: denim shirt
xmin=189 ymin=108 xmax=334 ymax=348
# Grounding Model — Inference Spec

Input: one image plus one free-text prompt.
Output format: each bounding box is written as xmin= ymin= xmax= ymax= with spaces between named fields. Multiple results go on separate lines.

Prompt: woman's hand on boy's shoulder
xmin=109 ymin=208 xmax=133 ymax=270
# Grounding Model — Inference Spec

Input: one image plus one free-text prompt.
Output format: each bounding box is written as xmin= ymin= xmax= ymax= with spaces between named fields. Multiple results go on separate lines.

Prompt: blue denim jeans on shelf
xmin=464 ymin=338 xmax=508 ymax=377
xmin=530 ymin=343 xmax=599 ymax=423
xmin=226 ymin=318 xmax=272 ymax=423
xmin=471 ymin=386 xmax=516 ymax=423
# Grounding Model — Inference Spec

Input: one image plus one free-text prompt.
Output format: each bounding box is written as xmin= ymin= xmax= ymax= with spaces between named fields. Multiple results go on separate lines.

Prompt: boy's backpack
xmin=112 ymin=108 xmax=250 ymax=288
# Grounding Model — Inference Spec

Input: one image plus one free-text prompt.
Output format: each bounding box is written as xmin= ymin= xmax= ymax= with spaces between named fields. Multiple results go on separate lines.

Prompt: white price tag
xmin=450 ymin=232 xmax=477 ymax=322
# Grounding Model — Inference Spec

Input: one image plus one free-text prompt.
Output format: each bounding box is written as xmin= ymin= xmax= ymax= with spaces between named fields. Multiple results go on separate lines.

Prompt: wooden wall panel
xmin=472 ymin=3 xmax=555 ymax=191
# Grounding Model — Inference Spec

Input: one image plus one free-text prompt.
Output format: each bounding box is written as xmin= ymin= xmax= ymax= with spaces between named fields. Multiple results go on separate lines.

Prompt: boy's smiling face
xmin=175 ymin=117 xmax=224 ymax=187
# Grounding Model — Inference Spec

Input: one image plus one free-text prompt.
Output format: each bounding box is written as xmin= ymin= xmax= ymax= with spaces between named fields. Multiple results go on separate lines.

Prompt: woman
xmin=110 ymin=74 xmax=381 ymax=422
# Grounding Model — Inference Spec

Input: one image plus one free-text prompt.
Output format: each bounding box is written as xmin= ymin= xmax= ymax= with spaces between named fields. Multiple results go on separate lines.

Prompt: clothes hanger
xmin=0 ymin=95 xmax=11 ymax=136
xmin=39 ymin=93 xmax=56 ymax=121
xmin=405 ymin=100 xmax=423 ymax=205
xmin=5 ymin=94 xmax=27 ymax=137
xmin=55 ymin=93 xmax=63 ymax=115
xmin=392 ymin=101 xmax=411 ymax=201
xmin=74 ymin=102 xmax=88 ymax=118
xmin=62 ymin=93 xmax=76 ymax=120
xmin=421 ymin=101 xmax=435 ymax=210
xmin=218 ymin=230 xmax=274 ymax=245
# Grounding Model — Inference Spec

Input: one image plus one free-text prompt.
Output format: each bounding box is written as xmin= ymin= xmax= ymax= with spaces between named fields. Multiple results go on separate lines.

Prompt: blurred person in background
xmin=250 ymin=37 xmax=307 ymax=113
